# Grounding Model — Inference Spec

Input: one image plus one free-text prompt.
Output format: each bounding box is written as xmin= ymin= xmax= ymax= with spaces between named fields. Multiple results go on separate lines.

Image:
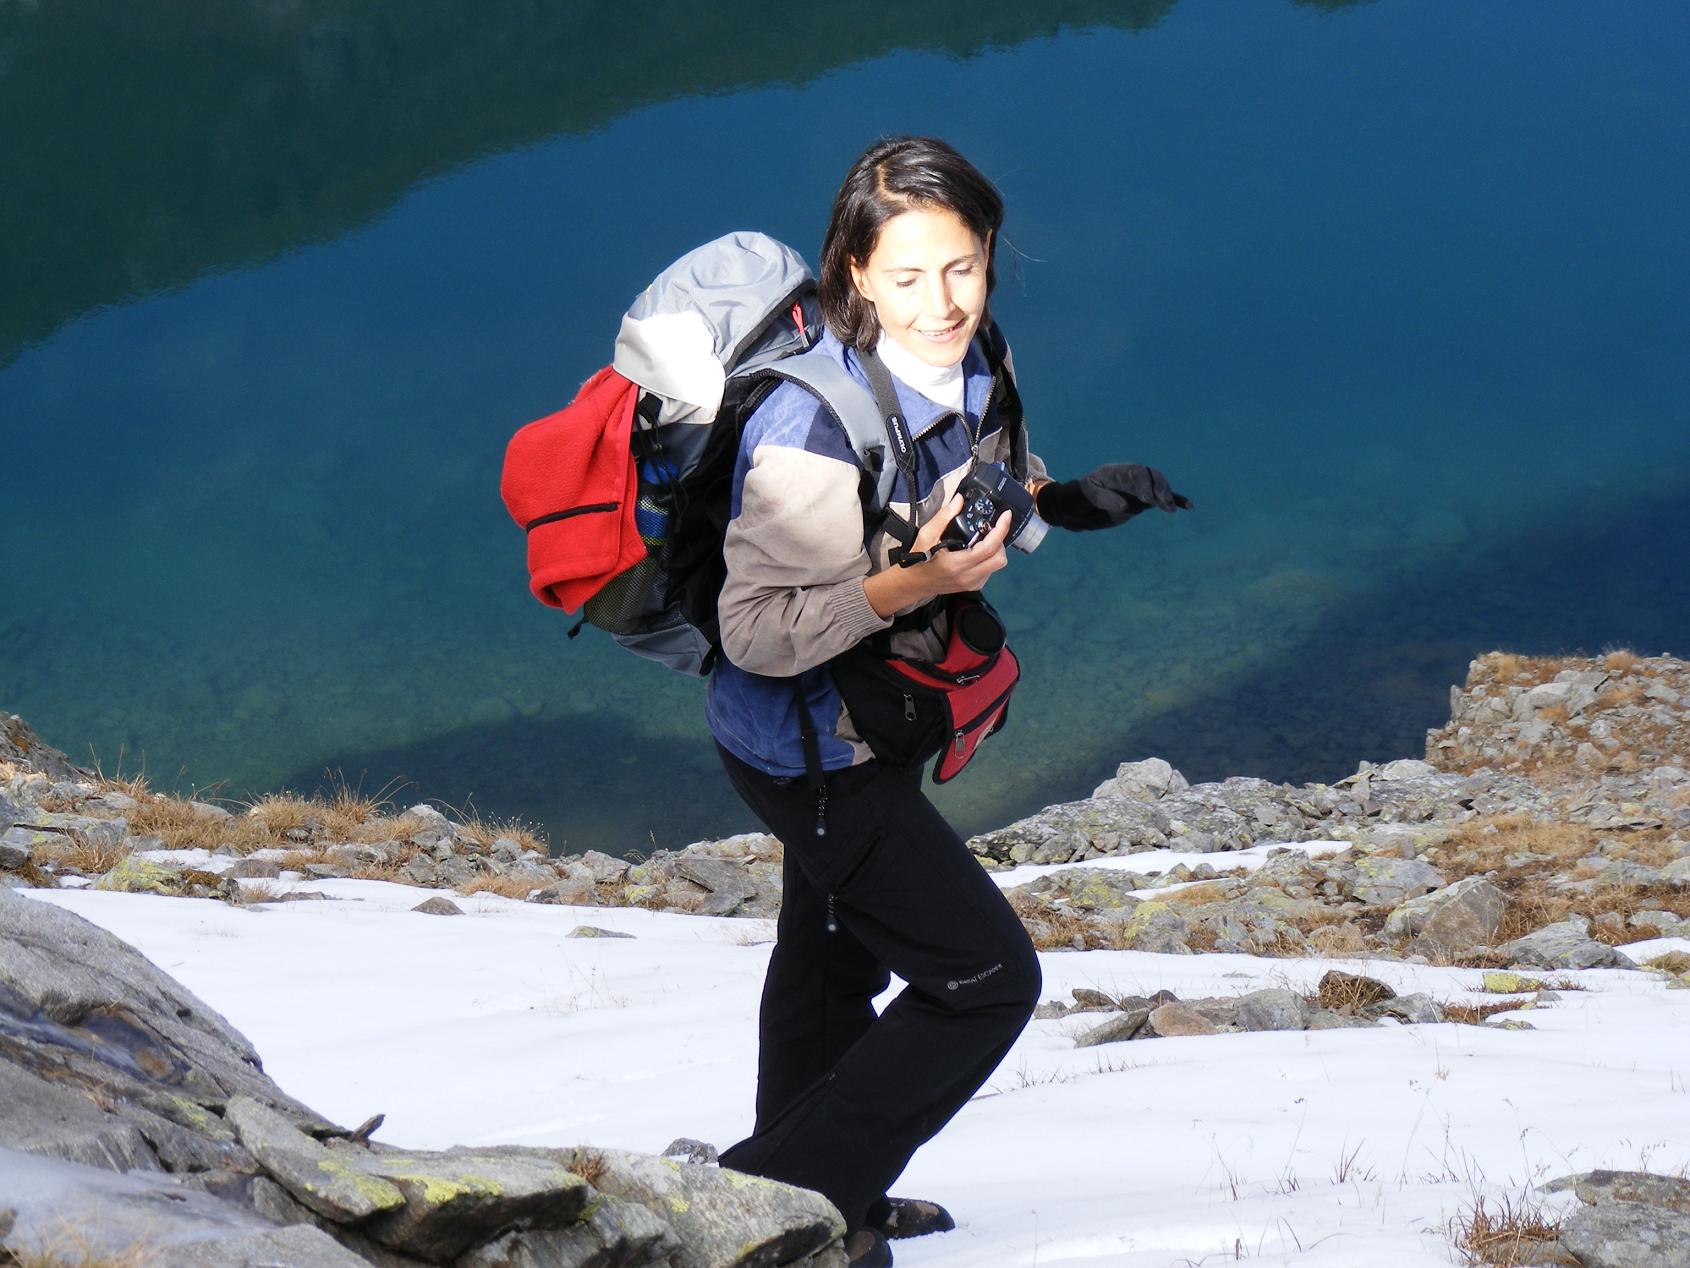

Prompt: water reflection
xmin=0 ymin=0 xmax=1181 ymax=364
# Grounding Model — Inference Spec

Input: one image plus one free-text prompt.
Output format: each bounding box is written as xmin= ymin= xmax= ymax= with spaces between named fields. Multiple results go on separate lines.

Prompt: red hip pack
xmin=830 ymin=594 xmax=1020 ymax=784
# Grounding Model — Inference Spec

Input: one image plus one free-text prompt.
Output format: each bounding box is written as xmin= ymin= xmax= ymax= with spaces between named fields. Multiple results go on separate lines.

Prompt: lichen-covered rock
xmin=1325 ymin=851 xmax=1447 ymax=907
xmin=1558 ymin=1200 xmax=1690 ymax=1268
xmin=1495 ymin=917 xmax=1637 ymax=971
xmin=1118 ymin=900 xmax=1193 ymax=954
xmin=967 ymin=796 xmax=1172 ymax=867
xmin=1090 ymin=757 xmax=1189 ymax=802
xmin=1383 ymin=876 xmax=1506 ymax=952
xmin=538 ymin=1146 xmax=847 ymax=1268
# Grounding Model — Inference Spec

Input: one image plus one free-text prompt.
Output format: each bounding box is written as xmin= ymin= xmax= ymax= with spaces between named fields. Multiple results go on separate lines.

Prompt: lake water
xmin=3 ymin=2 xmax=1687 ymax=853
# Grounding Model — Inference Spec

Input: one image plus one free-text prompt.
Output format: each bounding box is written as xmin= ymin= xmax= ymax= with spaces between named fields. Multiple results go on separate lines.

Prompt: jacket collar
xmin=825 ymin=330 xmax=995 ymax=441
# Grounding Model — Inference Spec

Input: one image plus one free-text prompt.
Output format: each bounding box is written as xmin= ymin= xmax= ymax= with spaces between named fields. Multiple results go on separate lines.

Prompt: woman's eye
xmin=895 ymin=278 xmax=918 ymax=289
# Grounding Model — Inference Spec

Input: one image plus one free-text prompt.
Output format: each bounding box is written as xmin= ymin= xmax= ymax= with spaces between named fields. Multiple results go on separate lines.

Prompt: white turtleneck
xmin=875 ymin=332 xmax=966 ymax=414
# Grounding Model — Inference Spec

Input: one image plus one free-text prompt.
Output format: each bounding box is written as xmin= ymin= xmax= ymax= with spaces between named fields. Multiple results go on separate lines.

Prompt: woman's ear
xmin=849 ymin=258 xmax=874 ymax=304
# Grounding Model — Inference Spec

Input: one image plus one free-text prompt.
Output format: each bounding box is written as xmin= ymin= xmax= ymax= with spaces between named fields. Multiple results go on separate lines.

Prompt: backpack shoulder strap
xmin=754 ymin=356 xmax=899 ymax=513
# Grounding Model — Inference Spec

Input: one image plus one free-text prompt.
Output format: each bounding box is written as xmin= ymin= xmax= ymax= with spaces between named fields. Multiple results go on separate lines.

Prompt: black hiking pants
xmin=715 ymin=743 xmax=1041 ymax=1231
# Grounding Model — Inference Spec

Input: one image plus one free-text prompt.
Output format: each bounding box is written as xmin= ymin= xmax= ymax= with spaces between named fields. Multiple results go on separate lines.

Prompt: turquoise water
xmin=3 ymin=2 xmax=1687 ymax=852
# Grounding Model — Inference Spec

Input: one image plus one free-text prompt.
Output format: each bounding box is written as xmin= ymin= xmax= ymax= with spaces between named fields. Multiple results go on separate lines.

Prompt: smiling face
xmin=849 ymin=206 xmax=991 ymax=369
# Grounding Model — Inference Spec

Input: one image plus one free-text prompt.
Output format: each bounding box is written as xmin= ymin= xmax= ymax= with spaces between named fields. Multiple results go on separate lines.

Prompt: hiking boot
xmin=867 ymin=1195 xmax=956 ymax=1240
xmin=844 ymin=1227 xmax=893 ymax=1267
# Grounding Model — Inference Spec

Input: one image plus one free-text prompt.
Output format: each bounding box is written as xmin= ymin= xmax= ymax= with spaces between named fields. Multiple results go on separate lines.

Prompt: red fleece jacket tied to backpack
xmin=501 ymin=366 xmax=645 ymax=612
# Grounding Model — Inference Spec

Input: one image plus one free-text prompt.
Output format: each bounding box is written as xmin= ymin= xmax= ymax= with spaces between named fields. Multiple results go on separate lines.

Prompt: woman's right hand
xmin=864 ymin=494 xmax=1012 ymax=618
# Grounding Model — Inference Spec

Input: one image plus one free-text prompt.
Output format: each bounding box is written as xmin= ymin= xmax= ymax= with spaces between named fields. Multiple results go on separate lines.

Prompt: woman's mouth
xmin=918 ymin=319 xmax=965 ymax=342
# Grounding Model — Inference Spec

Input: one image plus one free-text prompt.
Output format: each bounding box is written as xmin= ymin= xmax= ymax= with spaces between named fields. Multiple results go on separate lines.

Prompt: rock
xmin=1547 ymin=1170 xmax=1690 ymax=1215
xmin=577 ymin=849 xmax=633 ymax=884
xmin=1118 ymin=901 xmax=1193 ymax=954
xmin=0 ymin=888 xmax=335 ymax=1176
xmin=0 ymin=792 xmax=26 ymax=833
xmin=1481 ymin=971 xmax=1545 ymax=993
xmin=227 ymin=1096 xmax=598 ymax=1261
xmin=1329 ymin=852 xmax=1447 ymax=907
xmin=1234 ymin=989 xmax=1308 ymax=1032
xmin=1368 ymin=992 xmax=1443 ymax=1024
xmin=968 ymin=796 xmax=1171 ymax=866
xmin=567 ymin=925 xmax=635 ymax=939
xmin=413 ymin=897 xmax=464 ymax=916
xmin=0 ymin=826 xmax=38 ymax=870
xmin=93 ymin=854 xmax=190 ymax=896
xmin=229 ymin=857 xmax=283 ymax=879
xmin=0 ymin=714 xmax=85 ymax=781
xmin=661 ymin=1137 xmax=720 ymax=1165
xmin=1559 ymin=1200 xmax=1690 ymax=1268
xmin=1147 ymin=1001 xmax=1224 ymax=1037
xmin=1074 ymin=1008 xmax=1152 ymax=1047
xmin=460 ymin=1191 xmax=681 ymax=1268
xmin=548 ymin=1146 xmax=846 ymax=1268
xmin=1660 ymin=857 xmax=1690 ymax=887
xmin=223 ymin=1097 xmax=403 ymax=1223
xmin=1496 ymin=917 xmax=1637 ymax=971
xmin=1091 ymin=757 xmax=1189 ymax=802
xmin=0 ymin=1146 xmax=369 ymax=1267
xmin=1010 ymin=867 xmax=1148 ymax=913
xmin=1375 ymin=759 xmax=1440 ymax=780
xmin=674 ymin=856 xmax=754 ymax=917
xmin=1384 ymin=876 xmax=1506 ymax=952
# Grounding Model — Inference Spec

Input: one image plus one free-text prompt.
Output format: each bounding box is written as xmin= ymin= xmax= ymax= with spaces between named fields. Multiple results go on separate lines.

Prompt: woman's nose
xmin=925 ymin=274 xmax=953 ymax=316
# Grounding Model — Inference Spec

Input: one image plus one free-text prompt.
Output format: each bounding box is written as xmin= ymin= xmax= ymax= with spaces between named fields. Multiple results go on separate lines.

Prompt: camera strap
xmin=859 ymin=348 xmax=928 ymax=567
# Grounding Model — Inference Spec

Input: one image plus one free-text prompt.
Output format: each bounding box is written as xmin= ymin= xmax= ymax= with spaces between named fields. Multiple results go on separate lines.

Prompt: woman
xmin=706 ymin=136 xmax=1188 ymax=1267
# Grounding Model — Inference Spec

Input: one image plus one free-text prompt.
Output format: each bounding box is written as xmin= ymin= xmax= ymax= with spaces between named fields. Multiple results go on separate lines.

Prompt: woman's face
xmin=850 ymin=206 xmax=990 ymax=369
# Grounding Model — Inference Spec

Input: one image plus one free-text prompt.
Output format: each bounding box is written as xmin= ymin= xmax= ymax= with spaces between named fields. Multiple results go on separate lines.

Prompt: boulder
xmin=1090 ymin=757 xmax=1189 ymax=802
xmin=1495 ymin=918 xmax=1637 ymax=971
xmin=1383 ymin=876 xmax=1506 ymax=952
xmin=1073 ymin=1008 xmax=1152 ymax=1047
xmin=1558 ymin=1201 xmax=1690 ymax=1268
xmin=0 ymin=1146 xmax=368 ymax=1267
xmin=0 ymin=714 xmax=85 ymax=781
xmin=1233 ymin=989 xmax=1309 ymax=1032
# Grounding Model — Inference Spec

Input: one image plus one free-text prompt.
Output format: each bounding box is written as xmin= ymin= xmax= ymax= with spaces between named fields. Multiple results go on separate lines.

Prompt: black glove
xmin=1036 ymin=463 xmax=1192 ymax=531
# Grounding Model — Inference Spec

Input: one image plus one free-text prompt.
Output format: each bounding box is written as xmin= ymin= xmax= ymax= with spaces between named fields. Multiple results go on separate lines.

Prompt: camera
xmin=940 ymin=462 xmax=1048 ymax=554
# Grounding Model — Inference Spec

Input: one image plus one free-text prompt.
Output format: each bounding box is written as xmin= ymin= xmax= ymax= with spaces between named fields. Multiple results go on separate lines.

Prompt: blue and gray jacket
xmin=705 ymin=326 xmax=1046 ymax=777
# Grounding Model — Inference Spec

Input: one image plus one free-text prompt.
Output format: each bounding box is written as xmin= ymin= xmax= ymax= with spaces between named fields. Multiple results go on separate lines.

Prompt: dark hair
xmin=819 ymin=136 xmax=1005 ymax=351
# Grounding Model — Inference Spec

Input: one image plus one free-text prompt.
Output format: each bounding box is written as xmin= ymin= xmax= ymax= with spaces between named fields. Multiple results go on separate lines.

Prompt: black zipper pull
xmin=814 ymin=784 xmax=828 ymax=837
xmin=903 ymin=693 xmax=916 ymax=722
xmin=826 ymin=893 xmax=838 ymax=934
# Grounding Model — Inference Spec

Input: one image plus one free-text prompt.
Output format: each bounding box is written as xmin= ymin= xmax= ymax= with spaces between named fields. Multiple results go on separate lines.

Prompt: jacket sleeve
xmin=717 ymin=440 xmax=892 ymax=677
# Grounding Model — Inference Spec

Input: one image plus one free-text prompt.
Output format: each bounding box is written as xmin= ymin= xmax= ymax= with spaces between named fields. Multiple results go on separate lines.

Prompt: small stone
xmin=566 ymin=925 xmax=634 ymax=939
xmin=413 ymin=897 xmax=464 ymax=916
xmin=1482 ymin=971 xmax=1544 ymax=994
xmin=1234 ymin=988 xmax=1309 ymax=1032
xmin=1074 ymin=1008 xmax=1152 ymax=1047
xmin=661 ymin=1137 xmax=719 ymax=1165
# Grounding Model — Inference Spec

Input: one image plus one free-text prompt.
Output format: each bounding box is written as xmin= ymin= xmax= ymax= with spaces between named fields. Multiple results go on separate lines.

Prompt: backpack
xmin=500 ymin=232 xmax=902 ymax=677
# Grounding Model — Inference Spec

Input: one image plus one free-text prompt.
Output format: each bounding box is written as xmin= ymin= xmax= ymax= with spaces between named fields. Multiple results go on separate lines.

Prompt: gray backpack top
xmin=580 ymin=232 xmax=899 ymax=676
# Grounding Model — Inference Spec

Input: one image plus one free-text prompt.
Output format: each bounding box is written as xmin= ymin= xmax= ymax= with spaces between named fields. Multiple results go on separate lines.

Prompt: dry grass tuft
xmin=1007 ymin=891 xmax=1109 ymax=951
xmin=1476 ymin=651 xmax=1581 ymax=688
xmin=563 ymin=1149 xmax=609 ymax=1188
xmin=2 ymin=1223 xmax=158 ymax=1267
xmin=455 ymin=874 xmax=542 ymax=900
xmin=1308 ymin=923 xmax=1370 ymax=957
xmin=33 ymin=830 xmax=133 ymax=875
xmin=1644 ymin=950 xmax=1690 ymax=974
xmin=1311 ymin=972 xmax=1394 ymax=1013
xmin=1442 ymin=999 xmax=1533 ymax=1026
xmin=451 ymin=809 xmax=549 ymax=856
xmin=1602 ymin=647 xmax=1641 ymax=675
xmin=1451 ymin=1191 xmax=1565 ymax=1266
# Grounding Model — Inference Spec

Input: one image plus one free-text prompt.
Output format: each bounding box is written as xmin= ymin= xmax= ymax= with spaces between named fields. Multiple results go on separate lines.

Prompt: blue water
xmin=3 ymin=2 xmax=1687 ymax=852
